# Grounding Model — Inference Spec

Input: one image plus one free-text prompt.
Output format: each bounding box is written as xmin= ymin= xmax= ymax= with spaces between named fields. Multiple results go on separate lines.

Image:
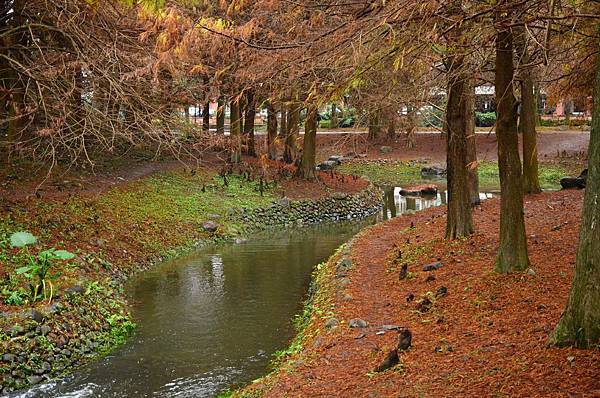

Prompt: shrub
xmin=475 ymin=112 xmax=496 ymax=127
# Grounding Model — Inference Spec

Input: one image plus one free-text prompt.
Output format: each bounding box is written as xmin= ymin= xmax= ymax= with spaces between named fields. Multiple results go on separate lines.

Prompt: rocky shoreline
xmin=0 ymin=185 xmax=383 ymax=395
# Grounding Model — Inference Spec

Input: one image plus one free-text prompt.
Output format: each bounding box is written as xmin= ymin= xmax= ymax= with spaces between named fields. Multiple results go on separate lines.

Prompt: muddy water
xmin=15 ymin=185 xmax=490 ymax=398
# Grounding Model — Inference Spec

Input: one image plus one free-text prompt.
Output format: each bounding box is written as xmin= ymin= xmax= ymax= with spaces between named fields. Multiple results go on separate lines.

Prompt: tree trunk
xmin=368 ymin=110 xmax=381 ymax=141
xmin=267 ymin=102 xmax=278 ymax=160
xmin=465 ymin=79 xmax=480 ymax=206
xmin=548 ymin=41 xmax=600 ymax=347
xmin=216 ymin=97 xmax=225 ymax=135
xmin=331 ymin=103 xmax=338 ymax=128
xmin=297 ymin=105 xmax=317 ymax=180
xmin=202 ymin=102 xmax=210 ymax=133
xmin=230 ymin=98 xmax=242 ymax=163
xmin=445 ymin=60 xmax=474 ymax=239
xmin=279 ymin=106 xmax=288 ymax=137
xmin=515 ymin=27 xmax=541 ymax=194
xmin=284 ymin=101 xmax=299 ymax=164
xmin=494 ymin=28 xmax=529 ymax=273
xmin=387 ymin=114 xmax=396 ymax=140
xmin=406 ymin=106 xmax=417 ymax=148
xmin=244 ymin=90 xmax=256 ymax=157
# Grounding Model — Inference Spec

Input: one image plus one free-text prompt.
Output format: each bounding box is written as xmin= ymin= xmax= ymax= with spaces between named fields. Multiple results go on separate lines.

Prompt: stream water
xmin=13 ymin=184 xmax=492 ymax=398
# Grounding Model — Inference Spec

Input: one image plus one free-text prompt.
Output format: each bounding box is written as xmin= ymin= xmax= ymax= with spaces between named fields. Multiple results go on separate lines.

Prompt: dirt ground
xmin=0 ymin=131 xmax=589 ymax=202
xmin=249 ymin=189 xmax=600 ymax=397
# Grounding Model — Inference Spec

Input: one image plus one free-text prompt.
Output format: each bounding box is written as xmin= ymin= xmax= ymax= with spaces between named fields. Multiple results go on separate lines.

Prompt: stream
xmin=13 ymin=185 xmax=492 ymax=398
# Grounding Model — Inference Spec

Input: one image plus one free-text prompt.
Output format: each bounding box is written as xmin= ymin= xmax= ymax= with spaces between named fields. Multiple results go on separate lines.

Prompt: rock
xmin=374 ymin=349 xmax=399 ymax=372
xmin=336 ymin=258 xmax=352 ymax=275
xmin=348 ymin=318 xmax=368 ymax=328
xmin=425 ymin=274 xmax=436 ymax=282
xmin=277 ymin=197 xmax=290 ymax=207
xmin=234 ymin=237 xmax=246 ymax=244
xmin=421 ymin=165 xmax=446 ymax=178
xmin=398 ymin=328 xmax=412 ymax=351
xmin=331 ymin=192 xmax=349 ymax=200
xmin=202 ymin=221 xmax=218 ymax=233
xmin=25 ymin=309 xmax=45 ymax=323
xmin=423 ymin=262 xmax=443 ymax=272
xmin=527 ymin=268 xmax=536 ymax=276
xmin=324 ymin=318 xmax=339 ymax=329
xmin=560 ymin=169 xmax=587 ymax=189
xmin=379 ymin=325 xmax=401 ymax=331
xmin=26 ymin=375 xmax=43 ymax=385
xmin=400 ymin=184 xmax=438 ymax=197
xmin=2 ymin=353 xmax=16 ymax=362
xmin=406 ymin=293 xmax=415 ymax=302
xmin=40 ymin=325 xmax=52 ymax=336
xmin=317 ymin=160 xmax=338 ymax=171
xmin=328 ymin=155 xmax=344 ymax=164
xmin=64 ymin=285 xmax=85 ymax=296
xmin=380 ymin=146 xmax=393 ymax=154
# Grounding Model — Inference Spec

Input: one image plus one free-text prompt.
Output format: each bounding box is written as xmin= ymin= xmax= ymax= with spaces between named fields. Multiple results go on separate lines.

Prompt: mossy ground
xmin=0 ymin=168 xmax=277 ymax=391
xmin=338 ymin=160 xmax=580 ymax=190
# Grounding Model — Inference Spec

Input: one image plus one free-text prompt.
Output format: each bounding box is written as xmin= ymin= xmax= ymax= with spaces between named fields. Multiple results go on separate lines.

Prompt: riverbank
xmin=0 ymin=164 xmax=380 ymax=394
xmin=234 ymin=189 xmax=600 ymax=397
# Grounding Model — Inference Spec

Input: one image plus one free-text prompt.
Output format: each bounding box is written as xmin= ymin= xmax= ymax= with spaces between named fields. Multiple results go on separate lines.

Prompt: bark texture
xmin=267 ymin=103 xmax=278 ymax=160
xmin=465 ymin=79 xmax=480 ymax=206
xmin=230 ymin=98 xmax=242 ymax=163
xmin=284 ymin=101 xmax=299 ymax=164
xmin=244 ymin=90 xmax=256 ymax=156
xmin=494 ymin=28 xmax=529 ymax=273
xmin=202 ymin=102 xmax=210 ymax=133
xmin=445 ymin=68 xmax=474 ymax=239
xmin=297 ymin=105 xmax=317 ymax=180
xmin=548 ymin=37 xmax=600 ymax=348
xmin=216 ymin=97 xmax=225 ymax=135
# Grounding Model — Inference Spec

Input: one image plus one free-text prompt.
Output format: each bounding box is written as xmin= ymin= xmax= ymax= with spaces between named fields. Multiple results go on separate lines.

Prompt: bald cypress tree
xmin=548 ymin=34 xmax=600 ymax=348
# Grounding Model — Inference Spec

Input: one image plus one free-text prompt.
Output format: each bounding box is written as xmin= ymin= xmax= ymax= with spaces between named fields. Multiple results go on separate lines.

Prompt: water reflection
xmin=380 ymin=186 xmax=494 ymax=220
xmin=14 ymin=221 xmax=372 ymax=398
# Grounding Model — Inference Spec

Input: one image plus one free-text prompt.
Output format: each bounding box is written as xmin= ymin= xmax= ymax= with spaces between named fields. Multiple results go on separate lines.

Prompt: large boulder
xmin=317 ymin=160 xmax=338 ymax=171
xmin=380 ymin=146 xmax=393 ymax=154
xmin=421 ymin=165 xmax=446 ymax=178
xmin=560 ymin=169 xmax=587 ymax=189
xmin=328 ymin=155 xmax=344 ymax=165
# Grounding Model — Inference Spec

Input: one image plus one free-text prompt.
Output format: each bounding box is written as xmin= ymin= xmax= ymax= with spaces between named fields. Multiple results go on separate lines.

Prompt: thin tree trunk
xmin=387 ymin=114 xmax=396 ymax=140
xmin=368 ymin=110 xmax=381 ymax=141
xmin=331 ymin=103 xmax=338 ymax=128
xmin=6 ymin=0 xmax=26 ymax=146
xmin=297 ymin=105 xmax=317 ymax=179
xmin=515 ymin=26 xmax=541 ymax=194
xmin=202 ymin=102 xmax=210 ymax=133
xmin=445 ymin=57 xmax=474 ymax=239
xmin=548 ymin=40 xmax=600 ymax=347
xmin=230 ymin=98 xmax=242 ymax=163
xmin=267 ymin=102 xmax=278 ymax=160
xmin=284 ymin=101 xmax=299 ymax=164
xmin=465 ymin=78 xmax=480 ymax=206
xmin=406 ymin=106 xmax=417 ymax=148
xmin=279 ymin=106 xmax=287 ymax=137
xmin=244 ymin=90 xmax=256 ymax=157
xmin=216 ymin=97 xmax=225 ymax=135
xmin=494 ymin=28 xmax=529 ymax=273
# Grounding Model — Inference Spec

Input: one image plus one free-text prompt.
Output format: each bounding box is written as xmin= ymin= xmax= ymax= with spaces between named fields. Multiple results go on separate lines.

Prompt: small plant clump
xmin=8 ymin=231 xmax=75 ymax=304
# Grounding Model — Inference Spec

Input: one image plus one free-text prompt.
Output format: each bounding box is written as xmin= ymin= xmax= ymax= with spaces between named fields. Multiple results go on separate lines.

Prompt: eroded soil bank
xmin=235 ymin=189 xmax=600 ymax=397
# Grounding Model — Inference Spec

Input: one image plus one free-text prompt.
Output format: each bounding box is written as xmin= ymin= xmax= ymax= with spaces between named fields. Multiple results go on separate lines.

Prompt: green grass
xmin=339 ymin=160 xmax=575 ymax=190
